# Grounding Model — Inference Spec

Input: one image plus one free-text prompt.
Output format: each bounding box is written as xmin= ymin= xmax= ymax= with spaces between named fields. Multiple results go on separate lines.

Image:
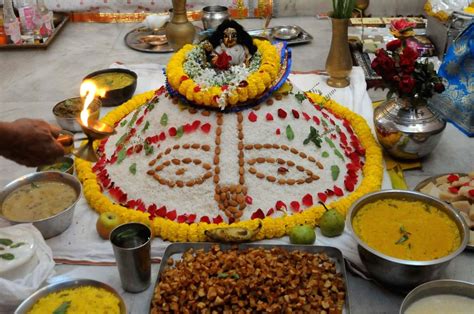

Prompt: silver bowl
xmin=400 ymin=279 xmax=474 ymax=313
xmin=52 ymin=97 xmax=101 ymax=132
xmin=347 ymin=190 xmax=468 ymax=292
xmin=15 ymin=279 xmax=127 ymax=314
xmin=0 ymin=172 xmax=82 ymax=239
xmin=202 ymin=5 xmax=229 ymax=30
xmin=271 ymin=25 xmax=302 ymax=40
xmin=36 ymin=156 xmax=74 ymax=175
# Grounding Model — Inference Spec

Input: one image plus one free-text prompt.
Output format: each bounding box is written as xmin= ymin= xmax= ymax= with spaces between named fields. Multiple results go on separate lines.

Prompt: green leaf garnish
xmin=176 ymin=126 xmax=184 ymax=138
xmin=217 ymin=272 xmax=228 ymax=278
xmin=324 ymin=137 xmax=335 ymax=148
xmin=334 ymin=149 xmax=345 ymax=161
xmin=0 ymin=239 xmax=13 ymax=246
xmin=322 ymin=151 xmax=329 ymax=158
xmin=129 ymin=163 xmax=137 ymax=175
xmin=331 ymin=165 xmax=340 ymax=181
xmin=120 ymin=119 xmax=128 ymax=127
xmin=145 ymin=143 xmax=154 ymax=156
xmin=31 ymin=182 xmax=39 ymax=189
xmin=117 ymin=147 xmax=127 ymax=164
xmin=115 ymin=133 xmax=128 ymax=147
xmin=286 ymin=125 xmax=295 ymax=141
xmin=231 ymin=273 xmax=240 ymax=279
xmin=321 ymin=119 xmax=329 ymax=127
xmin=295 ymin=91 xmax=306 ymax=103
xmin=10 ymin=242 xmax=26 ymax=248
xmin=53 ymin=301 xmax=71 ymax=314
xmin=0 ymin=253 xmax=14 ymax=260
xmin=142 ymin=121 xmax=150 ymax=133
xmin=128 ymin=110 xmax=140 ymax=127
xmin=395 ymin=234 xmax=409 ymax=245
xmin=160 ymin=113 xmax=168 ymax=127
xmin=303 ymin=126 xmax=322 ymax=148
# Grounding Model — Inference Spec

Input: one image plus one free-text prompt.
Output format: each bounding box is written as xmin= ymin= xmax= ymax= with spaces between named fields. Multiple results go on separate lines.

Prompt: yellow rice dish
xmin=352 ymin=199 xmax=461 ymax=261
xmin=28 ymin=286 xmax=121 ymax=314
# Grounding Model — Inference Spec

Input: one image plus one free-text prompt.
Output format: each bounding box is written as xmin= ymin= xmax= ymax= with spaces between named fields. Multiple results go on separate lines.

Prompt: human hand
xmin=0 ymin=119 xmax=65 ymax=167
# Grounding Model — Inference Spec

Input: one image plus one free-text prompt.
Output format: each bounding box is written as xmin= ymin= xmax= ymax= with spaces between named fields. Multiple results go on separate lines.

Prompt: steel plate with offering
xmin=149 ymin=243 xmax=350 ymax=313
xmin=247 ymin=25 xmax=313 ymax=45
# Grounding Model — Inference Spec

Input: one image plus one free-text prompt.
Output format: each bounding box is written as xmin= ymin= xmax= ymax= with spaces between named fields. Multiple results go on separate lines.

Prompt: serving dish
xmin=37 ymin=156 xmax=74 ymax=174
xmin=83 ymin=68 xmax=137 ymax=107
xmin=0 ymin=172 xmax=82 ymax=239
xmin=414 ymin=172 xmax=473 ymax=251
xmin=0 ymin=227 xmax=37 ymax=280
xmin=247 ymin=25 xmax=313 ymax=45
xmin=347 ymin=190 xmax=468 ymax=292
xmin=149 ymin=243 xmax=350 ymax=313
xmin=124 ymin=25 xmax=204 ymax=53
xmin=400 ymin=279 xmax=474 ymax=314
xmin=53 ymin=97 xmax=101 ymax=132
xmin=14 ymin=279 xmax=127 ymax=314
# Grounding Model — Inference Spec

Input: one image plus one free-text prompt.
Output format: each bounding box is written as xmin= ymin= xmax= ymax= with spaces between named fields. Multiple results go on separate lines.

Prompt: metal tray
xmin=247 ymin=25 xmax=313 ymax=45
xmin=124 ymin=25 xmax=203 ymax=53
xmin=149 ymin=243 xmax=351 ymax=313
xmin=414 ymin=172 xmax=473 ymax=251
xmin=0 ymin=12 xmax=69 ymax=49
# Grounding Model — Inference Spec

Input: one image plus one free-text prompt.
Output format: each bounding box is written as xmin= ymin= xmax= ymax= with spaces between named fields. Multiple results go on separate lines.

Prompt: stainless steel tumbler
xmin=110 ymin=223 xmax=152 ymax=293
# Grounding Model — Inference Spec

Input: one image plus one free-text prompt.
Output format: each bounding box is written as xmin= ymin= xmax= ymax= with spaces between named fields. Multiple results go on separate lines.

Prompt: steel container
xmin=347 ymin=190 xmax=468 ymax=292
xmin=0 ymin=172 xmax=82 ymax=239
xmin=201 ymin=5 xmax=229 ymax=30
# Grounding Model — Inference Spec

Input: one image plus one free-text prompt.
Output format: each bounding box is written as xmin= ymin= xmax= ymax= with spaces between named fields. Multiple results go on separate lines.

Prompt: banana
xmin=205 ymin=222 xmax=262 ymax=243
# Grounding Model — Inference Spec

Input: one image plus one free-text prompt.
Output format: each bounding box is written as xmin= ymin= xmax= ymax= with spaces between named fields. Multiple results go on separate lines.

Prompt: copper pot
xmin=165 ymin=0 xmax=195 ymax=50
xmin=325 ymin=18 xmax=353 ymax=88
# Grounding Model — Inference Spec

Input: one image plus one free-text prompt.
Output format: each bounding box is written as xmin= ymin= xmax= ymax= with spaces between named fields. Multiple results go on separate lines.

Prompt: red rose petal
xmin=200 ymin=216 xmax=210 ymax=224
xmin=188 ymin=214 xmax=196 ymax=224
xmin=201 ymin=123 xmax=211 ymax=133
xmin=302 ymin=194 xmax=313 ymax=207
xmin=277 ymin=109 xmax=287 ymax=119
xmin=290 ymin=201 xmax=300 ymax=212
xmin=275 ymin=201 xmax=287 ymax=211
xmin=317 ymin=192 xmax=327 ymax=203
xmin=302 ymin=112 xmax=311 ymax=121
xmin=126 ymin=146 xmax=134 ymax=156
xmin=265 ymin=113 xmax=274 ymax=121
xmin=344 ymin=180 xmax=355 ymax=192
xmin=248 ymin=111 xmax=258 ymax=122
xmin=245 ymin=196 xmax=253 ymax=205
xmin=251 ymin=209 xmax=265 ymax=220
xmin=134 ymin=144 xmax=143 ymax=154
xmin=292 ymin=109 xmax=300 ymax=119
xmin=276 ymin=128 xmax=281 ymax=135
xmin=325 ymin=189 xmax=335 ymax=196
xmin=333 ymin=186 xmax=344 ymax=196
xmin=183 ymin=123 xmax=193 ymax=133
xmin=212 ymin=215 xmax=223 ymax=224
xmin=136 ymin=116 xmax=144 ymax=126
xmin=312 ymin=116 xmax=320 ymax=125
xmin=192 ymin=120 xmax=201 ymax=130
xmin=166 ymin=209 xmax=177 ymax=221
xmin=180 ymin=75 xmax=189 ymax=83
xmin=177 ymin=214 xmax=188 ymax=223
xmin=266 ymin=208 xmax=275 ymax=216
xmin=169 ymin=127 xmax=177 ymax=137
xmin=448 ymin=186 xmax=459 ymax=194
xmin=447 ymin=174 xmax=459 ymax=183
xmin=193 ymin=86 xmax=201 ymax=93
xmin=159 ymin=132 xmax=166 ymax=141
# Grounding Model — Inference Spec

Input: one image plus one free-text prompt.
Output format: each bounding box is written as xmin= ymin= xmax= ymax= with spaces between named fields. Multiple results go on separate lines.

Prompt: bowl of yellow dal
xmin=83 ymin=68 xmax=137 ymax=107
xmin=0 ymin=172 xmax=82 ymax=239
xmin=347 ymin=190 xmax=468 ymax=292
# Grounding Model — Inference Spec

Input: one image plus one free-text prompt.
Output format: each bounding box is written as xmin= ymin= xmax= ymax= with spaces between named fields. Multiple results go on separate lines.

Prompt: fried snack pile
xmin=151 ymin=246 xmax=346 ymax=313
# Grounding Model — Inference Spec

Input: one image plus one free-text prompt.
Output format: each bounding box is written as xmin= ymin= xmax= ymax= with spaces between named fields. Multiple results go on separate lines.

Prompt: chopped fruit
xmin=448 ymin=186 xmax=459 ymax=194
xmin=447 ymin=174 xmax=459 ymax=183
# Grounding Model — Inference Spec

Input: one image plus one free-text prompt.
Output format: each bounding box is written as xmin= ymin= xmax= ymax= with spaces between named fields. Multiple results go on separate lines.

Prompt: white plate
xmin=0 ymin=227 xmax=36 ymax=275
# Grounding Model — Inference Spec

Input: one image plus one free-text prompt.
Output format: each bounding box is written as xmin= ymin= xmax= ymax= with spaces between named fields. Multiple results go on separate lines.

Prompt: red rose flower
xmin=401 ymin=46 xmax=419 ymax=62
xmin=386 ymin=39 xmax=402 ymax=51
xmin=371 ymin=49 xmax=396 ymax=80
xmin=399 ymin=75 xmax=416 ymax=94
xmin=214 ymin=51 xmax=232 ymax=70
xmin=434 ymin=82 xmax=445 ymax=93
xmin=390 ymin=19 xmax=416 ymax=33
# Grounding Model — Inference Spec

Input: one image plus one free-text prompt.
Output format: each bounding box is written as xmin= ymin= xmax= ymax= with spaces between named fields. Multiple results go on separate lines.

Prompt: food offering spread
xmin=75 ymin=20 xmax=384 ymax=243
xmin=150 ymin=244 xmax=349 ymax=313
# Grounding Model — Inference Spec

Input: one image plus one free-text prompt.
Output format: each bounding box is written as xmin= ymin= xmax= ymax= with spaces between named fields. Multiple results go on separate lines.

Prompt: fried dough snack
xmin=151 ymin=245 xmax=346 ymax=313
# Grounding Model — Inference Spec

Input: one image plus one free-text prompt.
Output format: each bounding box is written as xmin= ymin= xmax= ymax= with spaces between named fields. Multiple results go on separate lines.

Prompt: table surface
xmin=0 ymin=17 xmax=473 ymax=314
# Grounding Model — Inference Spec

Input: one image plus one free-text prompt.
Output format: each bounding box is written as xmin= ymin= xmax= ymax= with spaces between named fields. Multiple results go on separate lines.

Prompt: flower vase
xmin=166 ymin=0 xmax=195 ymax=51
xmin=374 ymin=97 xmax=446 ymax=160
xmin=325 ymin=18 xmax=353 ymax=88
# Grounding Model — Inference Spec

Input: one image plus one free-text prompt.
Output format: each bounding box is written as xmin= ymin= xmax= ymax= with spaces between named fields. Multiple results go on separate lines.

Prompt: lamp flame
xmin=79 ymin=80 xmax=106 ymax=126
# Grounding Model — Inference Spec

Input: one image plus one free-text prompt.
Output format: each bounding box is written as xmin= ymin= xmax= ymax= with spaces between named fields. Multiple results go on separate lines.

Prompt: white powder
xmin=405 ymin=294 xmax=474 ymax=314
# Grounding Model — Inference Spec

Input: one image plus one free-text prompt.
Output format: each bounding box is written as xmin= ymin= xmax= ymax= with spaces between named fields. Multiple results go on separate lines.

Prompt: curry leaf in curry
xmin=31 ymin=182 xmax=39 ymax=189
xmin=0 ymin=253 xmax=14 ymax=260
xmin=0 ymin=239 xmax=13 ymax=246
xmin=53 ymin=301 xmax=71 ymax=314
xmin=396 ymin=225 xmax=411 ymax=245
xmin=10 ymin=242 xmax=26 ymax=248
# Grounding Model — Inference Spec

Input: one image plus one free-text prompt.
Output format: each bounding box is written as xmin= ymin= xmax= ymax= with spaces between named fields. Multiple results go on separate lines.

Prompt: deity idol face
xmin=223 ymin=28 xmax=238 ymax=48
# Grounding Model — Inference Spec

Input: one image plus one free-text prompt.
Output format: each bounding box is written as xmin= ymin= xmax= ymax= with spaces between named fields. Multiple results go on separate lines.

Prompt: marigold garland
xmin=76 ymin=90 xmax=383 ymax=242
xmin=166 ymin=39 xmax=281 ymax=108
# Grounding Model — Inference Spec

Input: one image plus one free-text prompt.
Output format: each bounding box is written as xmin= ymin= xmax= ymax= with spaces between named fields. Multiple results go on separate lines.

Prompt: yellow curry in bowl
xmin=89 ymin=72 xmax=135 ymax=91
xmin=352 ymin=199 xmax=461 ymax=261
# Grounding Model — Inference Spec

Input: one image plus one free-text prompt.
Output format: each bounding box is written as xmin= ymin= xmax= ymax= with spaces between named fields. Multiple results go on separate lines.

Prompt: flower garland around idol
xmin=75 ymin=90 xmax=383 ymax=242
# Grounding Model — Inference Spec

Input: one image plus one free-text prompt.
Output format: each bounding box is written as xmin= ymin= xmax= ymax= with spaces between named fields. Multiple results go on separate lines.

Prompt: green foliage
xmin=332 ymin=0 xmax=356 ymax=19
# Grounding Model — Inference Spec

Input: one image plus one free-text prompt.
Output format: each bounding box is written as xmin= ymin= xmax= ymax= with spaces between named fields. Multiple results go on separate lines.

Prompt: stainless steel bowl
xmin=0 ymin=172 xmax=82 ymax=239
xmin=347 ymin=190 xmax=468 ymax=292
xmin=53 ymin=97 xmax=101 ymax=132
xmin=202 ymin=6 xmax=229 ymax=30
xmin=400 ymin=279 xmax=474 ymax=313
xmin=15 ymin=279 xmax=127 ymax=314
xmin=271 ymin=25 xmax=302 ymax=40
xmin=36 ymin=156 xmax=74 ymax=174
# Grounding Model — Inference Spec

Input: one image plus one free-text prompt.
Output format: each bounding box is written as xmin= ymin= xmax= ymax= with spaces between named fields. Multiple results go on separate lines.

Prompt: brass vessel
xmin=326 ymin=18 xmax=353 ymax=88
xmin=166 ymin=0 xmax=196 ymax=50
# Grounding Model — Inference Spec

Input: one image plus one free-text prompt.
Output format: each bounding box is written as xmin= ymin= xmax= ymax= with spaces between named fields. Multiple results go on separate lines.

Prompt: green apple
xmin=289 ymin=225 xmax=316 ymax=245
xmin=96 ymin=212 xmax=122 ymax=240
